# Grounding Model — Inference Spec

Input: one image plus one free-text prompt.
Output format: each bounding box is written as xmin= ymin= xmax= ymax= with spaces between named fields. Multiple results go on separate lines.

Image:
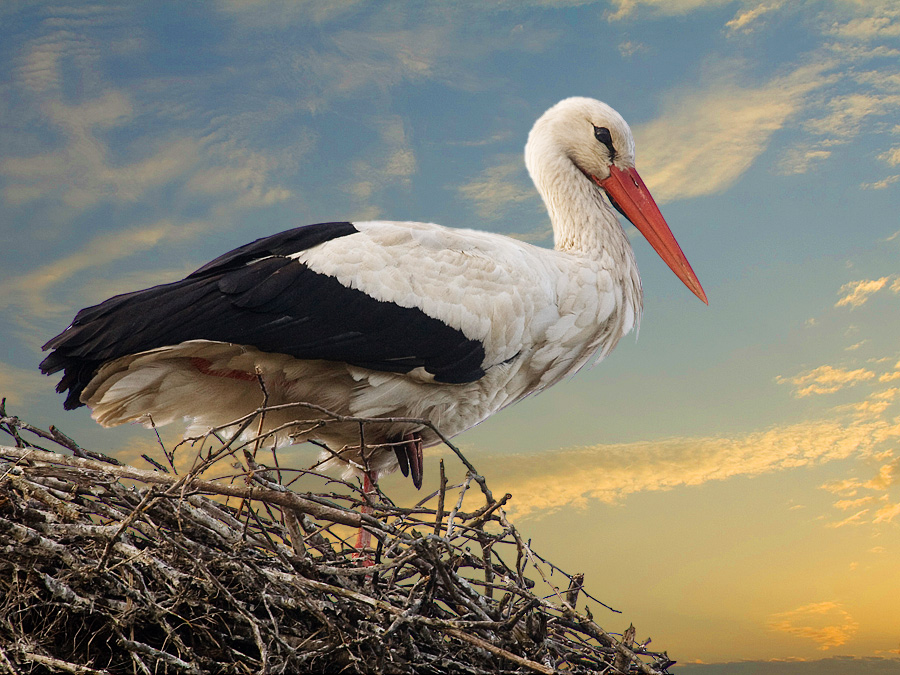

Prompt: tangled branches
xmin=0 ymin=399 xmax=675 ymax=674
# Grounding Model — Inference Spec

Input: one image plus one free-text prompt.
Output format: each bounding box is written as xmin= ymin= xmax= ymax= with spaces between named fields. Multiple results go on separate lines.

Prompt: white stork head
xmin=526 ymin=97 xmax=707 ymax=304
xmin=528 ymin=96 xmax=635 ymax=181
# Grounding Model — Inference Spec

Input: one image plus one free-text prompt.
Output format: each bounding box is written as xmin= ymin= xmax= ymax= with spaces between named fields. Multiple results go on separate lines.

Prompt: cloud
xmin=725 ymin=2 xmax=783 ymax=34
xmin=457 ymin=156 xmax=536 ymax=221
xmin=827 ymin=508 xmax=870 ymax=528
xmin=835 ymin=276 xmax=900 ymax=308
xmin=828 ymin=15 xmax=900 ymax=42
xmin=0 ymin=91 xmax=203 ymax=210
xmin=804 ymin=93 xmax=900 ymax=141
xmin=216 ymin=0 xmax=367 ymax=26
xmin=606 ymin=0 xmax=732 ymax=21
xmin=880 ymin=146 xmax=900 ymax=166
xmin=867 ymin=457 xmax=900 ymax=490
xmin=11 ymin=4 xmax=128 ymax=97
xmin=186 ymin=147 xmax=294 ymax=207
xmin=346 ymin=115 xmax=418 ymax=216
xmin=618 ymin=40 xmax=649 ymax=58
xmin=778 ymin=148 xmax=832 ymax=175
xmin=478 ymin=413 xmax=900 ymax=518
xmin=873 ymin=501 xmax=900 ymax=523
xmin=767 ymin=602 xmax=859 ymax=650
xmin=775 ymin=365 xmax=875 ymax=397
xmin=5 ymin=13 xmax=296 ymax=215
xmin=821 ymin=450 xmax=900 ymax=526
xmin=635 ymin=64 xmax=831 ymax=202
xmin=446 ymin=131 xmax=514 ymax=148
xmin=0 ymin=219 xmax=209 ymax=320
xmin=0 ymin=362 xmax=48 ymax=406
xmin=862 ymin=175 xmax=900 ymax=190
xmin=278 ymin=16 xmax=560 ymax=113
xmin=846 ymin=387 xmax=900 ymax=415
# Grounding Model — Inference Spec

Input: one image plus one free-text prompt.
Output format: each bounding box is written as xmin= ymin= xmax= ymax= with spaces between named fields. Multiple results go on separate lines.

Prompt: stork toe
xmin=393 ymin=432 xmax=423 ymax=489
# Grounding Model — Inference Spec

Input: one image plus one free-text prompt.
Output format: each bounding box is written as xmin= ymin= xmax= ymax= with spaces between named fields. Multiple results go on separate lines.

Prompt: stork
xmin=41 ymin=97 xmax=706 ymax=502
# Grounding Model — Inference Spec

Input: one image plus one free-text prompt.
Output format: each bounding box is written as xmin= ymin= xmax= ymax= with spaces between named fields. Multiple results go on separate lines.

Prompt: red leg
xmin=353 ymin=470 xmax=377 ymax=566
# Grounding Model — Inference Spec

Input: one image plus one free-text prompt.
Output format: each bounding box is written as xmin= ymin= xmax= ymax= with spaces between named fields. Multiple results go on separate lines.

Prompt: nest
xmin=0 ymin=398 xmax=675 ymax=674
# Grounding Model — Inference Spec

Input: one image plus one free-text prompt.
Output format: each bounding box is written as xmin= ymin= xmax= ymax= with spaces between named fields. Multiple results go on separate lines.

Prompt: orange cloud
xmin=873 ymin=501 xmax=900 ymax=523
xmin=827 ymin=509 xmax=870 ymax=528
xmin=775 ymin=365 xmax=875 ymax=397
xmin=767 ymin=602 xmax=859 ymax=650
xmin=477 ymin=414 xmax=900 ymax=519
xmin=821 ymin=453 xmax=900 ymax=526
xmin=835 ymin=276 xmax=900 ymax=308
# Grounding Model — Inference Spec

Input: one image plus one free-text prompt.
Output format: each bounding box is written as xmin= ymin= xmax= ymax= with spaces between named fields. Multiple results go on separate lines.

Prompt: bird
xmin=40 ymin=97 xmax=706 ymax=496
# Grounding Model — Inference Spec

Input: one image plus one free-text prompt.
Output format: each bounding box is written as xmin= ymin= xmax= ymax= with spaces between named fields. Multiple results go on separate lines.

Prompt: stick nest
xmin=0 ymin=399 xmax=675 ymax=674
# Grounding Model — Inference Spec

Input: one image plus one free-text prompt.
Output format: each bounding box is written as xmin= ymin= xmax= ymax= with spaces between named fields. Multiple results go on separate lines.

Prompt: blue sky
xmin=2 ymin=1 xmax=900 ymax=669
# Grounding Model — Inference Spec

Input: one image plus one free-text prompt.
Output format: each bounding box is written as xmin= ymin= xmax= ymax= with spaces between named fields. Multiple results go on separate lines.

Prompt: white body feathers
xmin=43 ymin=97 xmax=668 ymax=484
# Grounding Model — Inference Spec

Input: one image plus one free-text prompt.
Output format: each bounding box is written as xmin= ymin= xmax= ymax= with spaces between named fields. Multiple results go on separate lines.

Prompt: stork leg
xmin=353 ymin=432 xmax=423 ymax=565
xmin=353 ymin=470 xmax=377 ymax=566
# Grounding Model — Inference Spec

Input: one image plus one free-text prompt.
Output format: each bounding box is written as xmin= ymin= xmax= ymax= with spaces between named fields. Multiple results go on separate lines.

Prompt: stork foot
xmin=393 ymin=432 xmax=424 ymax=489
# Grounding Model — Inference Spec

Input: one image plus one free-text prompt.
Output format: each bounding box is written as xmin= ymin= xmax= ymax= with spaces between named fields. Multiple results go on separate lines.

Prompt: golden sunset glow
xmin=3 ymin=2 xmax=900 ymax=672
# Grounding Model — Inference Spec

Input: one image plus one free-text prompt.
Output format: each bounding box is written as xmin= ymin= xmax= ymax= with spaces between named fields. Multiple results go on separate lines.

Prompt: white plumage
xmin=41 ymin=97 xmax=706 ymax=489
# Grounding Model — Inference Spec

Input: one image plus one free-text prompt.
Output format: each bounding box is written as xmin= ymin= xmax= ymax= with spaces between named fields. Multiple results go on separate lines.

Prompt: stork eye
xmin=593 ymin=125 xmax=616 ymax=159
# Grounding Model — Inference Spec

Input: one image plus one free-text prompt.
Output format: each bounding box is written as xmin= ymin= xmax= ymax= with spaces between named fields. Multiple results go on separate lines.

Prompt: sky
xmin=1 ymin=0 xmax=900 ymax=670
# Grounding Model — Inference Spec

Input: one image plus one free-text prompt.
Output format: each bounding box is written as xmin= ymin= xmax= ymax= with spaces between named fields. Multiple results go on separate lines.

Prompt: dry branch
xmin=0 ymin=399 xmax=675 ymax=674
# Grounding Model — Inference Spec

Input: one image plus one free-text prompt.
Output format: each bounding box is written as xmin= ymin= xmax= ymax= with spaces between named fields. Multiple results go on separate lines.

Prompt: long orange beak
xmin=597 ymin=166 xmax=708 ymax=304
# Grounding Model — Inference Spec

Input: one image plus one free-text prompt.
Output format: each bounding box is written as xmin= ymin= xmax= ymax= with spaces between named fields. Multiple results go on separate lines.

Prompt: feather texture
xmin=36 ymin=97 xmax=691 ymax=488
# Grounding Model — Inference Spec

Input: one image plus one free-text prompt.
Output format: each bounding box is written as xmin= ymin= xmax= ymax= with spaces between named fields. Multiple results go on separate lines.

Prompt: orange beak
xmin=596 ymin=166 xmax=708 ymax=305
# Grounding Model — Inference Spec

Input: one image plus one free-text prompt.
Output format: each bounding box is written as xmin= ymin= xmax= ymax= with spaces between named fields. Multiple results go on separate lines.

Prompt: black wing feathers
xmin=188 ymin=221 xmax=359 ymax=279
xmin=41 ymin=221 xmax=487 ymax=409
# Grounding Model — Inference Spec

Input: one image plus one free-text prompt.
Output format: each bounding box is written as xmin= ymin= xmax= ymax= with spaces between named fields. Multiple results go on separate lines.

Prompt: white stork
xmin=41 ymin=97 xmax=706 ymax=493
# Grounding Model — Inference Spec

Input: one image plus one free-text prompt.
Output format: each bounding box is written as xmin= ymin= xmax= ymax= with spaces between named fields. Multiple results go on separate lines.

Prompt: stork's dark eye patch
xmin=593 ymin=125 xmax=616 ymax=160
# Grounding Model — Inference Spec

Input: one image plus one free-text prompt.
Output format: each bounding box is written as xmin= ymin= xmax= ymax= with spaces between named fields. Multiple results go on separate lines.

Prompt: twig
xmin=434 ymin=459 xmax=447 ymax=535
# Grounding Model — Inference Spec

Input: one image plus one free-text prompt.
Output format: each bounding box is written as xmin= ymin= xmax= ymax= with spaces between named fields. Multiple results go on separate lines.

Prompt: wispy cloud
xmin=186 ymin=146 xmax=294 ymax=208
xmin=0 ymin=220 xmax=209 ymax=320
xmin=778 ymin=148 xmax=832 ymax=175
xmin=804 ymin=93 xmax=900 ymax=140
xmin=879 ymin=146 xmax=900 ymax=166
xmin=635 ymin=63 xmax=831 ymax=202
xmin=861 ymin=175 xmax=900 ymax=190
xmin=216 ymin=0 xmax=367 ymax=27
xmin=767 ymin=602 xmax=859 ymax=650
xmin=347 ymin=115 xmax=418 ymax=217
xmin=827 ymin=508 xmax=870 ymax=528
xmin=617 ymin=40 xmax=649 ymax=58
xmin=262 ymin=16 xmax=559 ymax=114
xmin=479 ymin=413 xmax=900 ymax=519
xmin=828 ymin=14 xmax=900 ymax=42
xmin=1 ymin=91 xmax=203 ymax=209
xmin=0 ymin=361 xmax=48 ymax=405
xmin=775 ymin=365 xmax=876 ymax=397
xmin=821 ymin=450 xmax=900 ymax=526
xmin=607 ymin=0 xmax=732 ymax=21
xmin=835 ymin=276 xmax=900 ymax=308
xmin=457 ymin=156 xmax=535 ymax=221
xmin=724 ymin=2 xmax=783 ymax=35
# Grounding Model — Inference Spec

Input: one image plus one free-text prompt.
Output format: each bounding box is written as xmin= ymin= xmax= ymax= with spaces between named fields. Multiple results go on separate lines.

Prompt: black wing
xmin=41 ymin=221 xmax=487 ymax=409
